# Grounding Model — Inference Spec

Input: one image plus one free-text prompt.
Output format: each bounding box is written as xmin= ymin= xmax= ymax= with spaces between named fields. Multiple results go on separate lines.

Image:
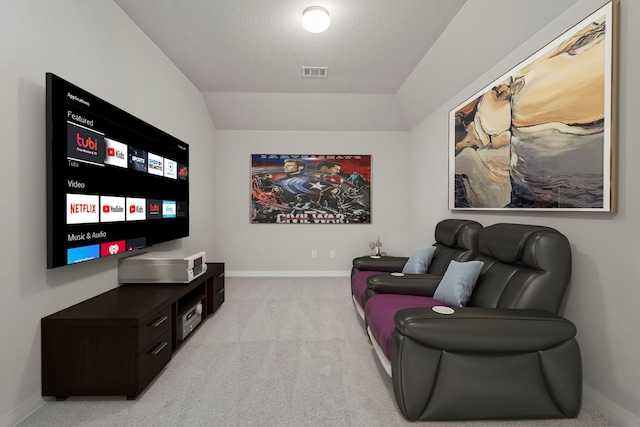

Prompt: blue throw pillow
xmin=433 ymin=260 xmax=484 ymax=307
xmin=402 ymin=246 xmax=437 ymax=274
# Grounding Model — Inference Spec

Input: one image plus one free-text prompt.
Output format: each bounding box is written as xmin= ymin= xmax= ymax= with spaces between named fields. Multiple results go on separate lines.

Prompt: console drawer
xmin=137 ymin=329 xmax=172 ymax=394
xmin=138 ymin=306 xmax=171 ymax=353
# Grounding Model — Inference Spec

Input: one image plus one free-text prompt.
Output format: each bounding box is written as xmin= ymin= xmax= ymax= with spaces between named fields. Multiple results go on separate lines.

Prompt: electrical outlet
xmin=329 ymin=250 xmax=336 ymax=259
xmin=311 ymin=250 xmax=317 ymax=259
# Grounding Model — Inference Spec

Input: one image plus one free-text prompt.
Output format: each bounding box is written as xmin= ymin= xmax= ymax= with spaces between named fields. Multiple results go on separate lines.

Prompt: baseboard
xmin=226 ymin=270 xmax=350 ymax=277
xmin=0 ymin=392 xmax=46 ymax=427
xmin=583 ymin=384 xmax=640 ymax=427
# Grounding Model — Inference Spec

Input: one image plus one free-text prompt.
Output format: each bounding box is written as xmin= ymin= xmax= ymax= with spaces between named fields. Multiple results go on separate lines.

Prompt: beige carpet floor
xmin=18 ymin=276 xmax=620 ymax=427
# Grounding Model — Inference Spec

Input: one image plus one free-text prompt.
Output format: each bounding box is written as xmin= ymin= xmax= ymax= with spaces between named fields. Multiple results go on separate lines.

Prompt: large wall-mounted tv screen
xmin=46 ymin=73 xmax=189 ymax=269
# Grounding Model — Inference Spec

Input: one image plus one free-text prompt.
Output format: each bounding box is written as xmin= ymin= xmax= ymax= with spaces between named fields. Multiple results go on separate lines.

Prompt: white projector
xmin=118 ymin=251 xmax=207 ymax=284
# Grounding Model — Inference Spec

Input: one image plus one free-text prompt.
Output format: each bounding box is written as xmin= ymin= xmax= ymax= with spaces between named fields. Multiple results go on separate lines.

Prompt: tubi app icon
xmin=67 ymin=122 xmax=106 ymax=166
xmin=146 ymin=199 xmax=162 ymax=220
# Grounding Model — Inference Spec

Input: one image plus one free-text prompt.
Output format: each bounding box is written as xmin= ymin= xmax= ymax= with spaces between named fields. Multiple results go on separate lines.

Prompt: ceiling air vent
xmin=302 ymin=66 xmax=328 ymax=78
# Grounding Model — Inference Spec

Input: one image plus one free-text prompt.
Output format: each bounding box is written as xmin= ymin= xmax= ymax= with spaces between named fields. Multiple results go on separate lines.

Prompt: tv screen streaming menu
xmin=46 ymin=73 xmax=190 ymax=268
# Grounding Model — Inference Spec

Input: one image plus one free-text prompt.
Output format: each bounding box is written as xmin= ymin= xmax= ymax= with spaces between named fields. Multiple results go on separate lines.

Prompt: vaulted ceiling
xmin=114 ymin=0 xmax=577 ymax=130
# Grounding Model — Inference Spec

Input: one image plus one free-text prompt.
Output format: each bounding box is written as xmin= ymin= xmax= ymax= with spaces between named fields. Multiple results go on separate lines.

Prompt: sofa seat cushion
xmin=351 ymin=271 xmax=385 ymax=309
xmin=366 ymin=294 xmax=442 ymax=360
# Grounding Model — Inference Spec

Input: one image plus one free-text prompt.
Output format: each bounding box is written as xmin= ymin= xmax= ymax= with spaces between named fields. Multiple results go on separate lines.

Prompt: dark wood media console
xmin=41 ymin=262 xmax=224 ymax=400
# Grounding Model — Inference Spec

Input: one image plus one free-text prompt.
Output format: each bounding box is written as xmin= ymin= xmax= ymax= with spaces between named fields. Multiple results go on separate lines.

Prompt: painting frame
xmin=448 ymin=0 xmax=619 ymax=212
xmin=250 ymin=154 xmax=372 ymax=224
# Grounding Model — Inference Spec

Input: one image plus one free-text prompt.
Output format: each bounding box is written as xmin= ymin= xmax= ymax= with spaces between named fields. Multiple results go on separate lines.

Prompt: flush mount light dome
xmin=302 ymin=6 xmax=330 ymax=33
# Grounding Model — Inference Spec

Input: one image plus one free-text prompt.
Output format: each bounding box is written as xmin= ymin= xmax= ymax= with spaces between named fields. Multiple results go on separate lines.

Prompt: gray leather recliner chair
xmin=367 ymin=223 xmax=581 ymax=421
xmin=350 ymin=219 xmax=481 ymax=319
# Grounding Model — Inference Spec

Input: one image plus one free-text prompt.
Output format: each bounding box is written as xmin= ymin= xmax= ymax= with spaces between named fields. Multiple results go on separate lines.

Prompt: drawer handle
xmin=151 ymin=341 xmax=168 ymax=356
xmin=216 ymin=288 xmax=225 ymax=294
xmin=151 ymin=316 xmax=168 ymax=328
xmin=217 ymin=272 xmax=225 ymax=278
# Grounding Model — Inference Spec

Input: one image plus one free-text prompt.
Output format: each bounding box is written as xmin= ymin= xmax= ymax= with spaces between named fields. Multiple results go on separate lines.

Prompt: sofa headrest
xmin=479 ymin=223 xmax=568 ymax=267
xmin=434 ymin=219 xmax=482 ymax=250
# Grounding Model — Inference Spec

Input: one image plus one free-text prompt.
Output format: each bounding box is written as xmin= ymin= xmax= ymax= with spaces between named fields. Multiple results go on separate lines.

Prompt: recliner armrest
xmin=368 ymin=274 xmax=441 ymax=297
xmin=352 ymin=256 xmax=409 ymax=272
xmin=394 ymin=307 xmax=576 ymax=352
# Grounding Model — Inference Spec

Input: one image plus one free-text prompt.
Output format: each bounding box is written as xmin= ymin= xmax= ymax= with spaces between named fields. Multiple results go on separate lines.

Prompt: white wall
xmin=404 ymin=0 xmax=640 ymax=425
xmin=213 ymin=130 xmax=411 ymax=275
xmin=2 ymin=0 xmax=638 ymax=426
xmin=203 ymin=92 xmax=408 ymax=131
xmin=0 ymin=1 xmax=216 ymax=426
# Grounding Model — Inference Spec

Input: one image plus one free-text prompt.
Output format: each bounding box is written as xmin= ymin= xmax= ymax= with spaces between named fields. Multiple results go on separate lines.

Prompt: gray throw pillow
xmin=433 ymin=260 xmax=484 ymax=307
xmin=402 ymin=246 xmax=437 ymax=274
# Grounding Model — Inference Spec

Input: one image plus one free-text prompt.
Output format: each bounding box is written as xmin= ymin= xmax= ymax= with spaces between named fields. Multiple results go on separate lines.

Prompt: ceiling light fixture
xmin=302 ymin=6 xmax=330 ymax=33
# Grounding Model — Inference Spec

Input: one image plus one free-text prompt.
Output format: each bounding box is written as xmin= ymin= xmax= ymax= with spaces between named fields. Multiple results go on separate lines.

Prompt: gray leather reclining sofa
xmin=358 ymin=222 xmax=582 ymax=421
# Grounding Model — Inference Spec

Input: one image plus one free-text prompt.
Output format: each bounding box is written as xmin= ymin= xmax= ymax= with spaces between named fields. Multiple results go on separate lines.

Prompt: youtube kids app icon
xmin=104 ymin=138 xmax=128 ymax=168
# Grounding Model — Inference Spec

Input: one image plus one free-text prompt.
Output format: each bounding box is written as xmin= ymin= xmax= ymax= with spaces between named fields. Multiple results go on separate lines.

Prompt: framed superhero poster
xmin=251 ymin=154 xmax=371 ymax=224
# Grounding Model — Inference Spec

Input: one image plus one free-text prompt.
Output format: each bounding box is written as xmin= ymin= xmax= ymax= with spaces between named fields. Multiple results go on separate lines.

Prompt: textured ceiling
xmin=113 ymin=0 xmax=466 ymax=94
xmin=113 ymin=0 xmax=579 ymax=130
